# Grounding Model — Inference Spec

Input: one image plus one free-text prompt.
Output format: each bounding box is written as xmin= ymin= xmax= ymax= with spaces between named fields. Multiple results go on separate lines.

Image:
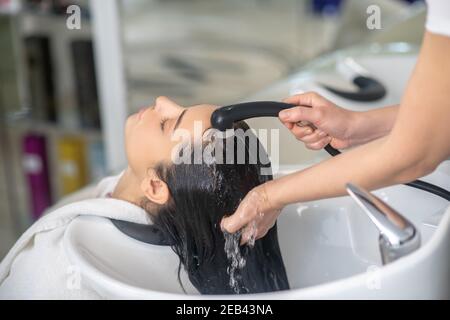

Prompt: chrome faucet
xmin=346 ymin=183 xmax=421 ymax=265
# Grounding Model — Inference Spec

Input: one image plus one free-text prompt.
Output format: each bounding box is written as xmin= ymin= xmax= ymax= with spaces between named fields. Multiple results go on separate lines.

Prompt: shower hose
xmin=324 ymin=145 xmax=450 ymax=201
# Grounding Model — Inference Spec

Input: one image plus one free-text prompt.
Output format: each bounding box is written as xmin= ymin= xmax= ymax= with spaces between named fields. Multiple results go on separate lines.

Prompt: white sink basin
xmin=64 ymin=165 xmax=450 ymax=299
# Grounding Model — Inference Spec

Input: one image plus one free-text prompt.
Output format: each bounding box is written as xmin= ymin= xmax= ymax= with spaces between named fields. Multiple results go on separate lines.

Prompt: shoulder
xmin=49 ymin=171 xmax=125 ymax=210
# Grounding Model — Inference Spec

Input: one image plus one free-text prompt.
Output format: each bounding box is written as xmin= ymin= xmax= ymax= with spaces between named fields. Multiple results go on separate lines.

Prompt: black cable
xmin=405 ymin=180 xmax=450 ymax=201
xmin=324 ymin=144 xmax=342 ymax=157
xmin=324 ymin=145 xmax=450 ymax=201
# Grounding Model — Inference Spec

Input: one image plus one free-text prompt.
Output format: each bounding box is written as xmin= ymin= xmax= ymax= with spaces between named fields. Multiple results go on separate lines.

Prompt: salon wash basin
xmin=64 ymin=163 xmax=450 ymax=299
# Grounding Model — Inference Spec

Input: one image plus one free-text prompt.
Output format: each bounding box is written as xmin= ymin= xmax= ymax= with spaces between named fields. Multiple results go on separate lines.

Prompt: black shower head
xmin=210 ymin=101 xmax=295 ymax=131
xmin=211 ymin=100 xmax=342 ymax=157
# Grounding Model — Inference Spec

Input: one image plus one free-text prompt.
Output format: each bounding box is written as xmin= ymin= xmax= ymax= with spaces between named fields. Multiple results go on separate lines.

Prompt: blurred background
xmin=0 ymin=0 xmax=426 ymax=258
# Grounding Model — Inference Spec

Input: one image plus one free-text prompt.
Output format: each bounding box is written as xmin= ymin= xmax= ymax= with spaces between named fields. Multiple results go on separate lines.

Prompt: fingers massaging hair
xmin=143 ymin=121 xmax=290 ymax=294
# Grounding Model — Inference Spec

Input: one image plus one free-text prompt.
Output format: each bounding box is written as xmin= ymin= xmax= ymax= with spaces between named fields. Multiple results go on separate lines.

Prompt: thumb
xmin=221 ymin=213 xmax=245 ymax=234
xmin=279 ymin=106 xmax=319 ymax=124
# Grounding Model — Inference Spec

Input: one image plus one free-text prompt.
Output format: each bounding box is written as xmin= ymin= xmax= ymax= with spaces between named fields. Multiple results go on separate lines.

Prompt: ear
xmin=140 ymin=169 xmax=170 ymax=205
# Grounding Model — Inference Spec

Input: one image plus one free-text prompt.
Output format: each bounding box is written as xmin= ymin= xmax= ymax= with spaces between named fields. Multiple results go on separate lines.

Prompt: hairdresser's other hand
xmin=280 ymin=92 xmax=358 ymax=150
xmin=221 ymin=182 xmax=282 ymax=245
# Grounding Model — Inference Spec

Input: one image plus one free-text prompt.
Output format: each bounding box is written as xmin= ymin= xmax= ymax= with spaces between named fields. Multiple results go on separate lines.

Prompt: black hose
xmin=322 ymin=76 xmax=387 ymax=102
xmin=405 ymin=180 xmax=450 ymax=201
xmin=324 ymin=146 xmax=450 ymax=201
xmin=324 ymin=144 xmax=342 ymax=157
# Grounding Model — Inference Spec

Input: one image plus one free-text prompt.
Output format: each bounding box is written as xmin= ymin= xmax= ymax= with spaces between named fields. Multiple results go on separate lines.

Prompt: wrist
xmin=344 ymin=110 xmax=366 ymax=141
xmin=347 ymin=106 xmax=398 ymax=144
xmin=344 ymin=110 xmax=383 ymax=147
xmin=262 ymin=179 xmax=285 ymax=210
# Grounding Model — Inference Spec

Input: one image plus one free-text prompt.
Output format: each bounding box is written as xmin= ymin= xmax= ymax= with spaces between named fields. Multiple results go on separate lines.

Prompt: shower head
xmin=211 ymin=101 xmax=341 ymax=157
xmin=210 ymin=101 xmax=295 ymax=131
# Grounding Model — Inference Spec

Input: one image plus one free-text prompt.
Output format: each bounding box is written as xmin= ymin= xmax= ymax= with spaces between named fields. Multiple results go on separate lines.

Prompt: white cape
xmin=0 ymin=173 xmax=152 ymax=299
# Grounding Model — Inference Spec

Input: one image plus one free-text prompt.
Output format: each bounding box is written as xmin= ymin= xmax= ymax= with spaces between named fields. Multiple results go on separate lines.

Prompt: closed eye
xmin=160 ymin=118 xmax=169 ymax=132
xmin=160 ymin=109 xmax=187 ymax=134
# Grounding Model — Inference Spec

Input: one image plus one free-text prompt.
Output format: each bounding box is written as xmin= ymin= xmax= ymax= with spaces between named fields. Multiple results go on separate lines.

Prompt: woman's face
xmin=125 ymin=96 xmax=216 ymax=177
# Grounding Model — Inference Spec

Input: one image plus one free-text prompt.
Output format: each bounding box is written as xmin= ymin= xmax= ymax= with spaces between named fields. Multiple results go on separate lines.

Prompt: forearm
xmin=348 ymin=105 xmax=399 ymax=145
xmin=268 ymin=135 xmax=426 ymax=206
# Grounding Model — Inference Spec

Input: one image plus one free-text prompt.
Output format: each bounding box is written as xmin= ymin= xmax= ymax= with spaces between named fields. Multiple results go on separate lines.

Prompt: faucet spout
xmin=346 ymin=183 xmax=421 ymax=265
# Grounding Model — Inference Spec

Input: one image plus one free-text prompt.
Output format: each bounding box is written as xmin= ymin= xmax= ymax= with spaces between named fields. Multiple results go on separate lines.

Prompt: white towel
xmin=0 ymin=173 xmax=153 ymax=299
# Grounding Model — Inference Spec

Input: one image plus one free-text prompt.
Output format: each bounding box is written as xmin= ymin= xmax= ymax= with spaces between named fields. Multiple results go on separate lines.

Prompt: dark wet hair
xmin=144 ymin=121 xmax=289 ymax=294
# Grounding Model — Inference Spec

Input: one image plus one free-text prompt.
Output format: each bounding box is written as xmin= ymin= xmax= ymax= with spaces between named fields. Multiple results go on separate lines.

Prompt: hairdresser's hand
xmin=221 ymin=181 xmax=283 ymax=245
xmin=280 ymin=92 xmax=359 ymax=150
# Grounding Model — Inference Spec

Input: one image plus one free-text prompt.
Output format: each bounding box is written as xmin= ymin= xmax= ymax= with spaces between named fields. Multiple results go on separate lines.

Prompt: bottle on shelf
xmin=57 ymin=135 xmax=88 ymax=196
xmin=22 ymin=133 xmax=52 ymax=220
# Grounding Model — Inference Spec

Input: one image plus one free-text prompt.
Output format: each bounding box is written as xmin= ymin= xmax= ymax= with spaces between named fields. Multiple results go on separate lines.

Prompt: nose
xmin=154 ymin=97 xmax=183 ymax=118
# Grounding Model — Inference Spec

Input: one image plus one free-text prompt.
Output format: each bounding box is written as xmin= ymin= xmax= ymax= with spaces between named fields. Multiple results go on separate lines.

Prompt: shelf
xmin=5 ymin=118 xmax=102 ymax=142
xmin=0 ymin=1 xmax=106 ymax=236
